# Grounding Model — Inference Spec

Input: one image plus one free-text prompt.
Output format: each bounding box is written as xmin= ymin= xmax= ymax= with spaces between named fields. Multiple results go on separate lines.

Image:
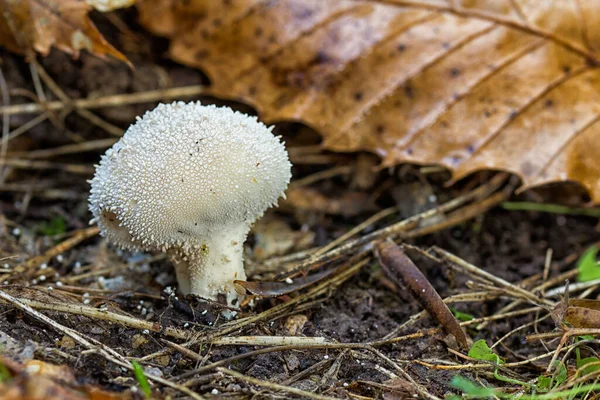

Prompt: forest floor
xmin=1 ymin=10 xmax=600 ymax=400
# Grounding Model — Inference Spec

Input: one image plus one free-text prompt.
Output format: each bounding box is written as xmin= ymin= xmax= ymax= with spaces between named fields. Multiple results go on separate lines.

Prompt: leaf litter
xmin=1 ymin=2 xmax=600 ymax=400
xmin=138 ymin=0 xmax=600 ymax=203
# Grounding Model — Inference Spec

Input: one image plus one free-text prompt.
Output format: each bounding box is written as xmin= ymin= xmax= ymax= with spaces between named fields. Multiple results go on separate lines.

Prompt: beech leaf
xmin=0 ymin=0 xmax=130 ymax=62
xmin=138 ymin=0 xmax=600 ymax=202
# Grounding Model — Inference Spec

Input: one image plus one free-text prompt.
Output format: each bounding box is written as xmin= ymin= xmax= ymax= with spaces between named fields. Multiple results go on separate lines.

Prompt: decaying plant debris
xmin=2 ymin=3 xmax=600 ymax=400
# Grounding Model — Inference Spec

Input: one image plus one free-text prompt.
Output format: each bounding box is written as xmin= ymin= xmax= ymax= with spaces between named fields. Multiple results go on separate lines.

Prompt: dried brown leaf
xmin=565 ymin=298 xmax=600 ymax=328
xmin=0 ymin=356 xmax=132 ymax=400
xmin=235 ymin=268 xmax=335 ymax=297
xmin=138 ymin=0 xmax=600 ymax=203
xmin=0 ymin=0 xmax=129 ymax=62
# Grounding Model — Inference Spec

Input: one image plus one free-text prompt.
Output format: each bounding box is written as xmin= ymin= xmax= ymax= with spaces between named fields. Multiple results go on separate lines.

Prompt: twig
xmin=217 ymin=367 xmax=339 ymax=400
xmin=367 ymin=346 xmax=442 ymax=400
xmin=2 ymin=295 xmax=188 ymax=340
xmin=312 ymin=206 xmax=398 ymax=258
xmin=212 ymin=336 xmax=330 ymax=346
xmin=0 ymin=158 xmax=94 ymax=174
xmin=0 ymin=288 xmax=206 ymax=399
xmin=1 ymin=226 xmax=99 ymax=282
xmin=0 ymin=85 xmax=205 ymax=116
xmin=432 ymin=247 xmax=554 ymax=307
xmin=375 ymin=240 xmax=468 ymax=349
xmin=8 ymin=138 xmax=117 ymax=159
xmin=277 ymin=173 xmax=508 ymax=279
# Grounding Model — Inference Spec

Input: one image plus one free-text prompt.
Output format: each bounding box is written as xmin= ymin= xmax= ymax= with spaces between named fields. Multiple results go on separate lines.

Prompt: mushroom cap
xmin=89 ymin=102 xmax=292 ymax=252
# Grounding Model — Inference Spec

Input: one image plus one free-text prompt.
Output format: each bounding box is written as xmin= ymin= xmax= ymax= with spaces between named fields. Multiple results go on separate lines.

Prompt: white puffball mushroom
xmin=89 ymin=102 xmax=292 ymax=306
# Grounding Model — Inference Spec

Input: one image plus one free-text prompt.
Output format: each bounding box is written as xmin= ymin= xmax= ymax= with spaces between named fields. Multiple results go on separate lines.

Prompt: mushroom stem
xmin=172 ymin=224 xmax=249 ymax=306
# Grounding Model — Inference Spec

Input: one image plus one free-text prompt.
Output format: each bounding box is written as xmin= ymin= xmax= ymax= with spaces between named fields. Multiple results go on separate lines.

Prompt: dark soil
xmin=1 ymin=10 xmax=600 ymax=400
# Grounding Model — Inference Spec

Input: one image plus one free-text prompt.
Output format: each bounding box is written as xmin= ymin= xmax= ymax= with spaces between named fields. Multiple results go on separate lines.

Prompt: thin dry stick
xmin=477 ymin=259 xmax=580 ymax=330
xmin=367 ymin=346 xmax=442 ymax=400
xmin=375 ymin=306 xmax=544 ymax=345
xmin=213 ymin=336 xmax=329 ymax=346
xmin=32 ymin=60 xmax=124 ymax=137
xmin=209 ymin=257 xmax=370 ymax=341
xmin=313 ymin=206 xmax=398 ymax=258
xmin=4 ymin=297 xmax=189 ymax=340
xmin=544 ymin=278 xmax=600 ymax=297
xmin=0 ymin=85 xmax=205 ymax=116
xmin=217 ymin=367 xmax=339 ymax=400
xmin=8 ymin=138 xmax=117 ymax=159
xmin=402 ymin=190 xmax=509 ymax=239
xmin=7 ymin=113 xmax=49 ymax=142
xmin=1 ymin=226 xmax=99 ymax=282
xmin=177 ymin=343 xmax=365 ymax=381
xmin=433 ymin=246 xmax=554 ymax=307
xmin=278 ymin=174 xmax=507 ymax=279
xmin=0 ymin=289 xmax=206 ymax=400
xmin=0 ymin=158 xmax=93 ymax=174
xmin=288 ymin=165 xmax=353 ymax=189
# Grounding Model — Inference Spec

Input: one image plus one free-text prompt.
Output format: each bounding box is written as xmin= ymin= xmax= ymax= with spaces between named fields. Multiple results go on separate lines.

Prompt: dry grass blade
xmin=0 ymin=288 xmax=206 ymax=399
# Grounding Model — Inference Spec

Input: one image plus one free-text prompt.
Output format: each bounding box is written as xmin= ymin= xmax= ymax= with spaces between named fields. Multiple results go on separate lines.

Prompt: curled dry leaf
xmin=564 ymin=299 xmax=600 ymax=329
xmin=235 ymin=268 xmax=336 ymax=297
xmin=0 ymin=356 xmax=131 ymax=400
xmin=138 ymin=0 xmax=600 ymax=203
xmin=0 ymin=0 xmax=129 ymax=62
xmin=374 ymin=240 xmax=469 ymax=349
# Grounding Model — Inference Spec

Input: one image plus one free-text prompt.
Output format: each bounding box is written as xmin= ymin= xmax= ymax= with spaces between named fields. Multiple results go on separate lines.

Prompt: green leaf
xmin=555 ymin=362 xmax=567 ymax=386
xmin=537 ymin=376 xmax=551 ymax=392
xmin=578 ymin=357 xmax=600 ymax=376
xmin=35 ymin=216 xmax=67 ymax=237
xmin=0 ymin=361 xmax=10 ymax=383
xmin=450 ymin=375 xmax=495 ymax=398
xmin=577 ymin=246 xmax=600 ymax=282
xmin=579 ymin=335 xmax=596 ymax=341
xmin=131 ymin=361 xmax=151 ymax=398
xmin=451 ymin=308 xmax=474 ymax=322
xmin=468 ymin=339 xmax=503 ymax=365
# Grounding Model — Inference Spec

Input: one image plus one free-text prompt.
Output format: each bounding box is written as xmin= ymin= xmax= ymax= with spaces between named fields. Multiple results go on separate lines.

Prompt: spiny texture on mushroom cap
xmin=89 ymin=102 xmax=291 ymax=253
